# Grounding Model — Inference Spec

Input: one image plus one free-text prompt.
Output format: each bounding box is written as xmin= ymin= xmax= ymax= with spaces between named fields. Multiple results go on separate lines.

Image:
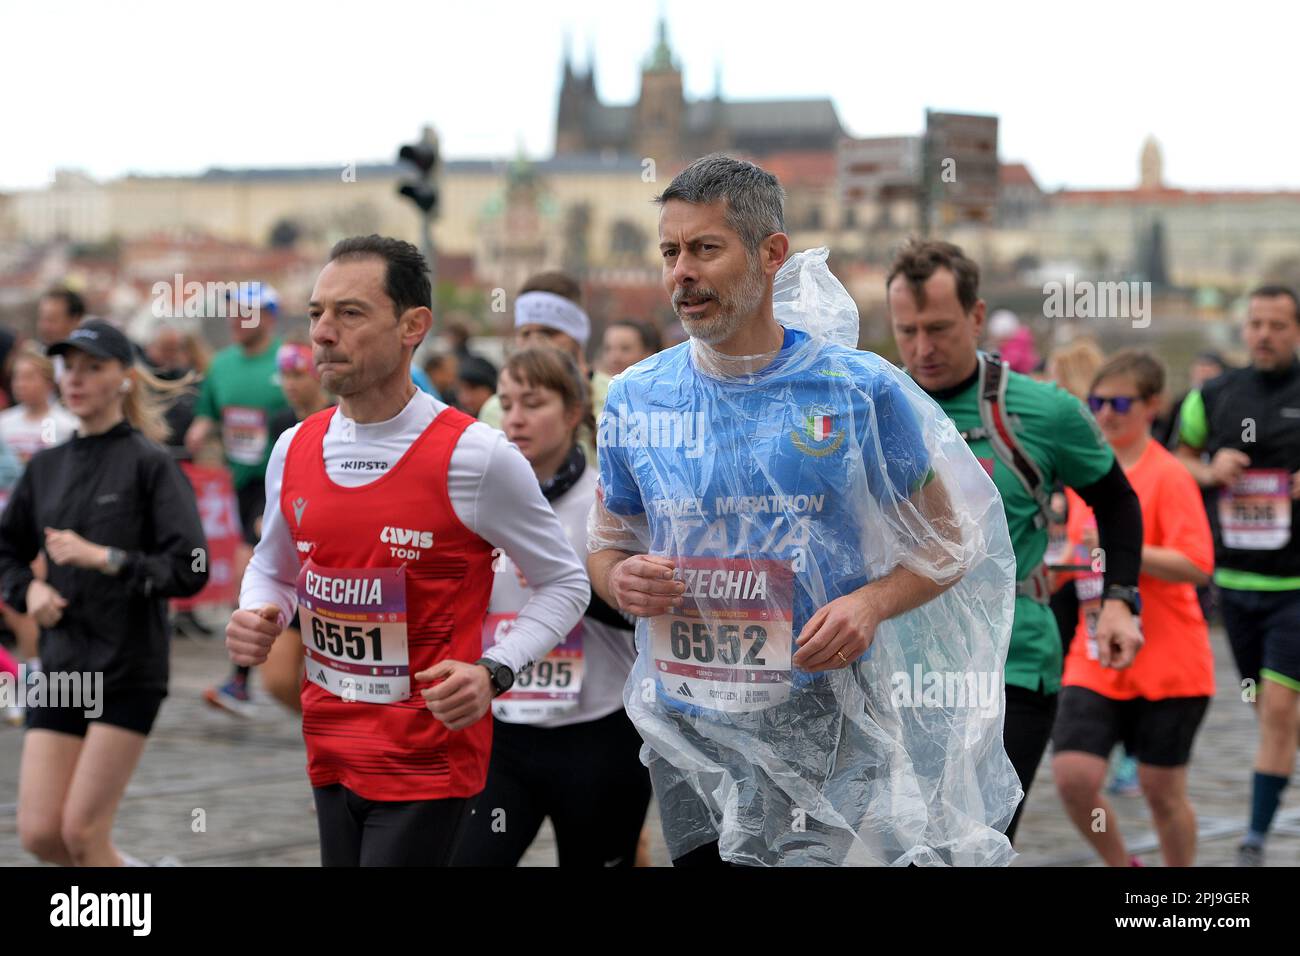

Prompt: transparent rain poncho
xmin=590 ymin=249 xmax=1020 ymax=866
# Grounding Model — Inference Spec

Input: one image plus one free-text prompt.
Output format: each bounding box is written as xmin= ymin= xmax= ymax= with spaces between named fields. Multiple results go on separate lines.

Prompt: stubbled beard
xmin=674 ymin=258 xmax=766 ymax=346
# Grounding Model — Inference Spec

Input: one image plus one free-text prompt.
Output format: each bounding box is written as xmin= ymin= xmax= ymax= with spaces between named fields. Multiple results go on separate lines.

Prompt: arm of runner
xmin=184 ymin=415 xmax=216 ymax=457
xmin=1141 ymin=546 xmax=1210 ymax=585
xmin=236 ymin=426 xmax=301 ymax=629
xmin=795 ymin=561 xmax=955 ymax=672
xmin=1072 ymin=461 xmax=1143 ymax=590
xmin=1071 ymin=461 xmax=1143 ymax=669
xmin=463 ymin=432 xmax=589 ymax=674
xmin=1173 ymin=389 xmax=1253 ymax=488
xmin=586 ymin=487 xmax=682 ymax=615
xmin=1142 ymin=457 xmax=1214 ymax=586
xmin=1050 ymin=389 xmax=1143 ymax=669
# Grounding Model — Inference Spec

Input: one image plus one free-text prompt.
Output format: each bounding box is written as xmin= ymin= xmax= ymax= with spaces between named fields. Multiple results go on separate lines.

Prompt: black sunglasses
xmin=1087 ymin=394 xmax=1139 ymax=413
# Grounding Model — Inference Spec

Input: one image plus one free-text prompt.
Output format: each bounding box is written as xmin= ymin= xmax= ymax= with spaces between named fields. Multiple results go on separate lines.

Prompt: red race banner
xmin=172 ymin=462 xmax=241 ymax=610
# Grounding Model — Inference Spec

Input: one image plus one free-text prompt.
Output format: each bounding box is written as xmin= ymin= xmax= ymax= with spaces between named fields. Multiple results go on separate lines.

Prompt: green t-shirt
xmin=195 ymin=339 xmax=288 ymax=489
xmin=931 ymin=369 xmax=1115 ymax=694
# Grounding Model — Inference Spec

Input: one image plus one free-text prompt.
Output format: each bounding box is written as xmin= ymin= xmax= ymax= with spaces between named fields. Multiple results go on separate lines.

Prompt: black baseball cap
xmin=47 ymin=320 xmax=134 ymax=366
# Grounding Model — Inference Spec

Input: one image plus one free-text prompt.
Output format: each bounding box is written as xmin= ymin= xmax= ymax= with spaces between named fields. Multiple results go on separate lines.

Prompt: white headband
xmin=514 ymin=291 xmax=590 ymax=346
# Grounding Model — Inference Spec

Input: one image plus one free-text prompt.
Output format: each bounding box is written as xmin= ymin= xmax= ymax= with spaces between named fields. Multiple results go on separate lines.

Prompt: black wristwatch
xmin=476 ymin=658 xmax=514 ymax=697
xmin=1102 ymin=584 xmax=1142 ymax=616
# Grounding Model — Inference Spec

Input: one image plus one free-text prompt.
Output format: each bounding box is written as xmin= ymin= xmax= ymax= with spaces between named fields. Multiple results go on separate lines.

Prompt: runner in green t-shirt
xmin=887 ymin=239 xmax=1145 ymax=844
xmin=184 ymin=283 xmax=290 ymax=716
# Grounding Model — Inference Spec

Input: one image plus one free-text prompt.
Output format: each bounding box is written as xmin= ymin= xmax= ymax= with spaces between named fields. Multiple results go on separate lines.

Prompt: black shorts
xmin=26 ymin=690 xmax=165 ymax=737
xmin=1219 ymin=587 xmax=1300 ymax=690
xmin=1051 ymin=686 xmax=1209 ymax=767
xmin=236 ymin=481 xmax=266 ymax=547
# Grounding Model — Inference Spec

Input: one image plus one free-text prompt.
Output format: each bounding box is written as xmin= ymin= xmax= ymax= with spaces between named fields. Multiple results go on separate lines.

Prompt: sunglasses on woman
xmin=1087 ymin=394 xmax=1139 ymax=413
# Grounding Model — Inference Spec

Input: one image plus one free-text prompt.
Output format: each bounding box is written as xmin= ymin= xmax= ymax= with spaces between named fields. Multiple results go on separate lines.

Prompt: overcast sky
xmin=2 ymin=0 xmax=1293 ymax=193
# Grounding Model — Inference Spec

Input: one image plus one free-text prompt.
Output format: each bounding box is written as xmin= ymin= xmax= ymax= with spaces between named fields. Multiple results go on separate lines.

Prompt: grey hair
xmin=654 ymin=153 xmax=785 ymax=255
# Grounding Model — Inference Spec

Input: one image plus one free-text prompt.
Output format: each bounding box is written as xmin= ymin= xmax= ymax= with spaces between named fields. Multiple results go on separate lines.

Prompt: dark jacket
xmin=0 ymin=420 xmax=209 ymax=694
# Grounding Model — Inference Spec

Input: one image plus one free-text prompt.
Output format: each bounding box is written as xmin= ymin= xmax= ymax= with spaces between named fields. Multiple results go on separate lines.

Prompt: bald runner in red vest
xmin=226 ymin=236 xmax=589 ymax=866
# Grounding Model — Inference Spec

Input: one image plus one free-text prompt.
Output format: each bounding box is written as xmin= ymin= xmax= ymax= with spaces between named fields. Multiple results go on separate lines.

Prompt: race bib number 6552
xmin=649 ymin=557 xmax=793 ymax=714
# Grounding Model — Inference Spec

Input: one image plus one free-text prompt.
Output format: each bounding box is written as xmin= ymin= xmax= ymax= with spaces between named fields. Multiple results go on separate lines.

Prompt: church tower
xmin=555 ymin=35 xmax=591 ymax=155
xmin=1139 ymin=135 xmax=1164 ymax=191
xmin=634 ymin=16 xmax=685 ymax=163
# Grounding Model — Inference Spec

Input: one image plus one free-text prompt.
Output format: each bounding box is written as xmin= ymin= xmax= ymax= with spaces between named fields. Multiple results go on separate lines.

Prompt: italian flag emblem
xmin=807 ymin=413 xmax=833 ymax=442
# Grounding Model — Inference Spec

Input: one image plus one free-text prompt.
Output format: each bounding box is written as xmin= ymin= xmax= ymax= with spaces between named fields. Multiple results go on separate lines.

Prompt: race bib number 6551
xmin=295 ymin=560 xmax=409 ymax=704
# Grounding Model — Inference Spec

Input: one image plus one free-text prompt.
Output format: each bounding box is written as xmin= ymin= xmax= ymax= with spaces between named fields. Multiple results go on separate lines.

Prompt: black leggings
xmin=312 ymin=783 xmax=472 ymax=867
xmin=453 ymin=709 xmax=652 ymax=867
xmin=1003 ymin=684 xmax=1059 ymax=844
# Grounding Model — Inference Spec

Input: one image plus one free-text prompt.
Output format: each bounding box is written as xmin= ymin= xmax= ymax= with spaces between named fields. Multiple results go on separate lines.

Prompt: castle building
xmin=555 ymin=17 xmax=844 ymax=162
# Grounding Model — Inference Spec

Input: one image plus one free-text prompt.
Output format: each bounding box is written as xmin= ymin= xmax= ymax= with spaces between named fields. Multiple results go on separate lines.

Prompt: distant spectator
xmin=602 ymin=320 xmax=661 ymax=377
xmin=988 ymin=309 xmax=1040 ymax=374
xmin=141 ymin=319 xmax=201 ymax=462
xmin=422 ymin=352 xmax=458 ymax=404
xmin=36 ymin=288 xmax=86 ymax=350
xmin=442 ymin=320 xmax=474 ymax=360
xmin=0 ymin=346 xmax=78 ymax=464
xmin=455 ymin=354 xmax=498 ymax=417
xmin=143 ymin=321 xmax=189 ymax=374
xmin=1189 ymin=350 xmax=1229 ymax=389
xmin=182 ymin=329 xmax=212 ymax=377
xmin=0 ymin=326 xmax=17 ymax=409
xmin=1047 ymin=337 xmax=1106 ymax=401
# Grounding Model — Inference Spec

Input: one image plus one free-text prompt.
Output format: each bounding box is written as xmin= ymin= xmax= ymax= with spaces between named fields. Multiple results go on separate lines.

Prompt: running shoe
xmin=203 ymin=678 xmax=255 ymax=718
xmin=1108 ymin=753 xmax=1141 ymax=797
xmin=1235 ymin=843 xmax=1265 ymax=867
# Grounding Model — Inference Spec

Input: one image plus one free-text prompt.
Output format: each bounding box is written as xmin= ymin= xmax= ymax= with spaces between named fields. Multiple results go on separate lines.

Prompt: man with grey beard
xmin=586 ymin=154 xmax=1018 ymax=866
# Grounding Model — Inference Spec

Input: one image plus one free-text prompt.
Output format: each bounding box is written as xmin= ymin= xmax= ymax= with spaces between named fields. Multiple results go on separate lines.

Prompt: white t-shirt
xmin=241 ymin=389 xmax=590 ymax=674
xmin=0 ymin=403 xmax=79 ymax=464
xmin=487 ymin=465 xmax=637 ymax=727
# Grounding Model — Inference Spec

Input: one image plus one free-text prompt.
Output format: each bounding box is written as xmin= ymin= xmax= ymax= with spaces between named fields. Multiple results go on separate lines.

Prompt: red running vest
xmin=281 ymin=405 xmax=496 ymax=800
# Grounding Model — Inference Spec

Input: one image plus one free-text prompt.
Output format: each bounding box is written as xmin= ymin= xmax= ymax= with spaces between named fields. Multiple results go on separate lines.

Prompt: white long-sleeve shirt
xmin=240 ymin=390 xmax=590 ymax=674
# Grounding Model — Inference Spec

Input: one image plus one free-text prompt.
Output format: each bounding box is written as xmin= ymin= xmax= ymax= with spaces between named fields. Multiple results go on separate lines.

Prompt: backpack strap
xmin=974 ymin=352 xmax=1054 ymax=531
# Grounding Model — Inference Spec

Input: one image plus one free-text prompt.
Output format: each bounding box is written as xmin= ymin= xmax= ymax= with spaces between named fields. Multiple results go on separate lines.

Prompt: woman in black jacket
xmin=0 ymin=320 xmax=208 ymax=866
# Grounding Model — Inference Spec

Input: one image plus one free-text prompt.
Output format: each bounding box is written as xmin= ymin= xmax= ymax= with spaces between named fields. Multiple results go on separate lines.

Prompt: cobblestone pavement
xmin=1 ymin=612 xmax=1295 ymax=867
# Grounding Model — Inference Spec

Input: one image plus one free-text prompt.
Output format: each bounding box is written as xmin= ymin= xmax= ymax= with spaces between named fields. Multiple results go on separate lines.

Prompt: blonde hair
xmin=183 ymin=331 xmax=212 ymax=375
xmin=13 ymin=344 xmax=56 ymax=384
xmin=1047 ymin=337 xmax=1105 ymax=400
xmin=124 ymin=364 xmax=197 ymax=444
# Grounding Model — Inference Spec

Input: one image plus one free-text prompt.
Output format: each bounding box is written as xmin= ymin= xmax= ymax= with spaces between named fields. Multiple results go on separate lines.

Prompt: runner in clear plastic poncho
xmin=589 ymin=248 xmax=1021 ymax=866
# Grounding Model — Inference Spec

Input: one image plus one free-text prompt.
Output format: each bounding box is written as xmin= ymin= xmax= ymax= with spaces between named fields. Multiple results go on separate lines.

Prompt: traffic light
xmin=397 ymin=131 xmax=439 ymax=215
